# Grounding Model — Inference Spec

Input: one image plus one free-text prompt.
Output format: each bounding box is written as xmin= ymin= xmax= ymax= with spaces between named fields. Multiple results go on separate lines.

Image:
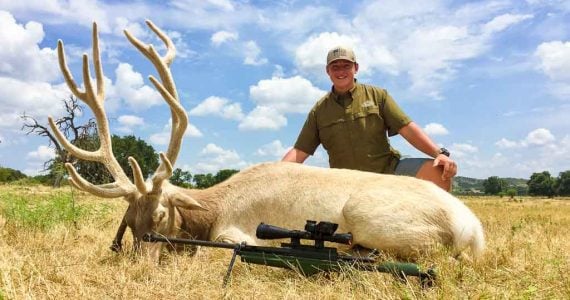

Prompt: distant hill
xmin=452 ymin=176 xmax=528 ymax=194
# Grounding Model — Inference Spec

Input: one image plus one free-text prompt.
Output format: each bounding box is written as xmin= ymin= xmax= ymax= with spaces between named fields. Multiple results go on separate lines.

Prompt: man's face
xmin=326 ymin=60 xmax=359 ymax=93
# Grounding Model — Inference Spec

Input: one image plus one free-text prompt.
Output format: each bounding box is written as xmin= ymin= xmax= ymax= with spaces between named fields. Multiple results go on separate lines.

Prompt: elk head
xmin=49 ymin=20 xmax=203 ymax=259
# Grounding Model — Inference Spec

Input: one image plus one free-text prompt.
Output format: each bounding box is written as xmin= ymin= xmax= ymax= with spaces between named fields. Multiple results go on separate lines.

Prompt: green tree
xmin=506 ymin=188 xmax=517 ymax=200
xmin=214 ymin=169 xmax=239 ymax=184
xmin=68 ymin=134 xmax=159 ymax=185
xmin=0 ymin=167 xmax=27 ymax=182
xmin=111 ymin=135 xmax=159 ymax=182
xmin=527 ymin=171 xmax=555 ymax=197
xmin=554 ymin=170 xmax=570 ymax=196
xmin=193 ymin=173 xmax=216 ymax=189
xmin=483 ymin=176 xmax=505 ymax=195
xmin=171 ymin=168 xmax=193 ymax=188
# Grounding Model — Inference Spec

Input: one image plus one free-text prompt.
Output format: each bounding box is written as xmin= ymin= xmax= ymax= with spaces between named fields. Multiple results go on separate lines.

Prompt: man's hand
xmin=433 ymin=155 xmax=457 ymax=181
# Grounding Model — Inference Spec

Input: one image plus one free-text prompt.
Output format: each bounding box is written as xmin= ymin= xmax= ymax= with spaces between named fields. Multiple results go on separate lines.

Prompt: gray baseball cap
xmin=326 ymin=46 xmax=356 ymax=65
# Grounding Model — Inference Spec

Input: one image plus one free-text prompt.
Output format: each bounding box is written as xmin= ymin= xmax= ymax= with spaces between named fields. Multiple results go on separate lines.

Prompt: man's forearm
xmin=281 ymin=148 xmax=309 ymax=163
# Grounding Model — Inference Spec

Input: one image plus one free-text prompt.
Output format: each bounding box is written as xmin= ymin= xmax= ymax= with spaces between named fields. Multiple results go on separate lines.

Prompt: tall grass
xmin=0 ymin=186 xmax=569 ymax=299
xmin=0 ymin=187 xmax=112 ymax=231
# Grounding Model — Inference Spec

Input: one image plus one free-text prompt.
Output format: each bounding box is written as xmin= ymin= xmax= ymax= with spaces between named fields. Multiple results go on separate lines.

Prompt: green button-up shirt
xmin=294 ymin=82 xmax=411 ymax=174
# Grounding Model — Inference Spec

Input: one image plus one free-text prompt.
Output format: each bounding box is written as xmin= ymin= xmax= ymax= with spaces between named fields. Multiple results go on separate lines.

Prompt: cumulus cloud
xmin=116 ymin=114 xmax=144 ymax=134
xmin=255 ymin=140 xmax=289 ymax=158
xmin=189 ymin=96 xmax=244 ymax=120
xmin=239 ymin=76 xmax=326 ymax=131
xmin=496 ymin=128 xmax=556 ymax=149
xmin=239 ymin=106 xmax=287 ymax=131
xmin=423 ymin=123 xmax=449 ymax=136
xmin=249 ymin=76 xmax=326 ymax=114
xmin=535 ymin=41 xmax=570 ymax=98
xmin=149 ymin=119 xmax=202 ymax=146
xmin=113 ymin=63 xmax=163 ymax=110
xmin=192 ymin=143 xmax=247 ymax=173
xmin=0 ymin=11 xmax=59 ymax=82
xmin=524 ymin=128 xmax=555 ymax=146
xmin=26 ymin=145 xmax=55 ymax=161
xmin=495 ymin=138 xmax=519 ymax=149
xmin=295 ymin=32 xmax=360 ymax=75
xmin=535 ymin=41 xmax=570 ymax=81
xmin=293 ymin=1 xmax=533 ymax=99
xmin=243 ymin=40 xmax=268 ymax=65
xmin=450 ymin=143 xmax=478 ymax=158
xmin=211 ymin=30 xmax=238 ymax=46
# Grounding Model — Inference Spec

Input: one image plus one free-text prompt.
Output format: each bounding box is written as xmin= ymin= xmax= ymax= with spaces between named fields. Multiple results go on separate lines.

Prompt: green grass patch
xmin=0 ymin=190 xmax=112 ymax=231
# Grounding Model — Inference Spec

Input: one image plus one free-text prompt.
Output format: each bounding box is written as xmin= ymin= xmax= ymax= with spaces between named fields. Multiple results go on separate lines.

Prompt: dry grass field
xmin=0 ymin=184 xmax=569 ymax=299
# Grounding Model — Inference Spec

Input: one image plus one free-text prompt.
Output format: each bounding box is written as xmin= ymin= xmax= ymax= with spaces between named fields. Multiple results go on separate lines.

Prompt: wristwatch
xmin=437 ymin=147 xmax=450 ymax=157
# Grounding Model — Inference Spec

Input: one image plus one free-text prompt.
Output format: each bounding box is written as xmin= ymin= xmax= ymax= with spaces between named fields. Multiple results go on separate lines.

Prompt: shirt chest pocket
xmin=351 ymin=107 xmax=383 ymax=131
xmin=317 ymin=118 xmax=346 ymax=151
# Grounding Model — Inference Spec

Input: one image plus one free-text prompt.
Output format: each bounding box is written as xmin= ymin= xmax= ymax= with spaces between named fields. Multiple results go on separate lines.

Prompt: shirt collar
xmin=329 ymin=79 xmax=359 ymax=101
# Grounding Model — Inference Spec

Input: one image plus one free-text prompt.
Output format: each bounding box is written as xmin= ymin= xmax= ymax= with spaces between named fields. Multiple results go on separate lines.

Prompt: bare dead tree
xmin=21 ymin=95 xmax=97 ymax=186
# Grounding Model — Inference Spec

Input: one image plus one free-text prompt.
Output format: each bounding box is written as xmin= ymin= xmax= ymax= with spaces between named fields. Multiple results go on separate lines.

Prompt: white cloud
xmin=116 ymin=114 xmax=144 ymax=134
xmin=495 ymin=138 xmax=519 ymax=149
xmin=118 ymin=115 xmax=144 ymax=126
xmin=249 ymin=76 xmax=326 ymax=114
xmin=26 ymin=145 xmax=55 ymax=161
xmin=150 ymin=119 xmax=202 ymax=146
xmin=239 ymin=106 xmax=287 ymax=131
xmin=255 ymin=140 xmax=289 ymax=158
xmin=535 ymin=41 xmax=570 ymax=81
xmin=450 ymin=143 xmax=478 ymax=158
xmin=113 ymin=63 xmax=163 ymax=110
xmin=0 ymin=78 xmax=68 ymax=130
xmin=1 ymin=0 xmax=112 ymax=32
xmin=211 ymin=30 xmax=238 ymax=46
xmin=243 ymin=40 xmax=268 ymax=65
xmin=524 ymin=128 xmax=555 ymax=146
xmin=189 ymin=96 xmax=244 ymax=120
xmin=482 ymin=14 xmax=534 ymax=35
xmin=193 ymin=143 xmax=247 ymax=173
xmin=423 ymin=123 xmax=449 ymax=136
xmin=0 ymin=11 xmax=59 ymax=82
xmin=495 ymin=128 xmax=556 ymax=150
xmin=295 ymin=32 xmax=359 ymax=75
xmin=535 ymin=41 xmax=570 ymax=98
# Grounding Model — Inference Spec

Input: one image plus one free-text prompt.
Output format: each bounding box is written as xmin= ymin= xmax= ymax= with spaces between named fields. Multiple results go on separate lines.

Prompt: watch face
xmin=440 ymin=148 xmax=450 ymax=157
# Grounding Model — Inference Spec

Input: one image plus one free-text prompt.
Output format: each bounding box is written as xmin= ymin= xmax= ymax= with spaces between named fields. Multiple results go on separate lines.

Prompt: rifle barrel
xmin=143 ymin=233 xmax=239 ymax=250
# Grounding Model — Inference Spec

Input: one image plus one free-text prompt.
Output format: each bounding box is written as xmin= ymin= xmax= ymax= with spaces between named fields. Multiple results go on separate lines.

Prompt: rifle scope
xmin=256 ymin=220 xmax=352 ymax=245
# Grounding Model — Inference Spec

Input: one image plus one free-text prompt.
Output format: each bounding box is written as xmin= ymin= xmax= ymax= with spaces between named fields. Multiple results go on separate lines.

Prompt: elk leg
xmin=110 ymin=213 xmax=128 ymax=252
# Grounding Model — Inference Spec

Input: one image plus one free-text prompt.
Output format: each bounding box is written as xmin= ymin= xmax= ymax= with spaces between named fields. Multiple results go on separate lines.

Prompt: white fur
xmin=169 ymin=161 xmax=485 ymax=260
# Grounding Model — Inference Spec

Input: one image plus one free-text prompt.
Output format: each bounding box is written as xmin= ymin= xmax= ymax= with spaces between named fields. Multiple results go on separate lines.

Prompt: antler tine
xmin=57 ymin=40 xmax=88 ymax=103
xmin=48 ymin=116 xmax=99 ymax=161
xmin=65 ymin=163 xmax=135 ymax=198
xmin=129 ymin=157 xmax=149 ymax=195
xmin=148 ymin=75 xmax=188 ymax=131
xmin=54 ymin=22 xmax=136 ymax=198
xmin=151 ymin=153 xmax=173 ymax=194
xmin=124 ymin=21 xmax=188 ymax=189
xmin=145 ymin=20 xmax=176 ymax=66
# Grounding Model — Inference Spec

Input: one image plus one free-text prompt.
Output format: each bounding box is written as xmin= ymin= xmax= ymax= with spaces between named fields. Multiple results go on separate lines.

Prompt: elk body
xmin=51 ymin=21 xmax=485 ymax=262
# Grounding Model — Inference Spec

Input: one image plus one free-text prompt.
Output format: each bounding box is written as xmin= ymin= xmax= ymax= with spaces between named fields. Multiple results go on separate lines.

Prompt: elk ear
xmin=170 ymin=194 xmax=208 ymax=211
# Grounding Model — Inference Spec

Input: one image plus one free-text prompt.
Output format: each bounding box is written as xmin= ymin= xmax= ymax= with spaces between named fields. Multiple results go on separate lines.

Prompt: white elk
xmin=50 ymin=20 xmax=485 ymax=262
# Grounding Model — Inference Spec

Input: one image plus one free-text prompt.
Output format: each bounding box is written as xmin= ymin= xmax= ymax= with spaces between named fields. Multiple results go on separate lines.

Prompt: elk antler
xmin=50 ymin=20 xmax=187 ymax=198
xmin=50 ymin=22 xmax=138 ymax=198
xmin=124 ymin=20 xmax=188 ymax=194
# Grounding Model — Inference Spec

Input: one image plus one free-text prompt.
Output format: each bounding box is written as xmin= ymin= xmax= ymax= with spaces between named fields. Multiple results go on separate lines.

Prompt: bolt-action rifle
xmin=143 ymin=220 xmax=436 ymax=287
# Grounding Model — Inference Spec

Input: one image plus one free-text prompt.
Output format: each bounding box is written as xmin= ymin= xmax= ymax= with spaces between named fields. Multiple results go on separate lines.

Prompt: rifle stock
xmin=143 ymin=233 xmax=436 ymax=287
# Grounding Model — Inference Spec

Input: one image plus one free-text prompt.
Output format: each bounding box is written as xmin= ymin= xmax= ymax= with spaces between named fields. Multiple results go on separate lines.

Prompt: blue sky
xmin=0 ymin=0 xmax=568 ymax=179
